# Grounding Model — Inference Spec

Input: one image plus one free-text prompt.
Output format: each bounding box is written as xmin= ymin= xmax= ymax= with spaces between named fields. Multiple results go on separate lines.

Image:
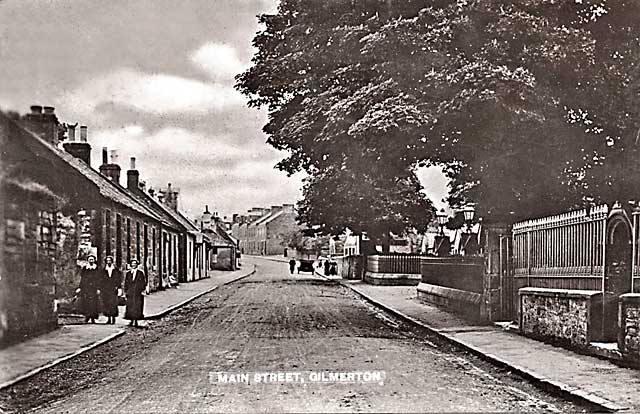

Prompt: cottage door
xmin=603 ymin=217 xmax=633 ymax=341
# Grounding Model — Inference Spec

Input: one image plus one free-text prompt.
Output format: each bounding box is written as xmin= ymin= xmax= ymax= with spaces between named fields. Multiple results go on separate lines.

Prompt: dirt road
xmin=3 ymin=258 xmax=587 ymax=413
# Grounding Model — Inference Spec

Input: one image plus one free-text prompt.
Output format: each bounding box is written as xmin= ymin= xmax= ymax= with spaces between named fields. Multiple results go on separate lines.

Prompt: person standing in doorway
xmin=124 ymin=258 xmax=147 ymax=327
xmin=101 ymin=256 xmax=121 ymax=324
xmin=289 ymin=259 xmax=296 ymax=274
xmin=78 ymin=254 xmax=100 ymax=323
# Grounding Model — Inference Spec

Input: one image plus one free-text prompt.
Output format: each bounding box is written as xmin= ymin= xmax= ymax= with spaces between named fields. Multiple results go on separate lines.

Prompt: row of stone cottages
xmin=0 ymin=106 xmax=237 ymax=345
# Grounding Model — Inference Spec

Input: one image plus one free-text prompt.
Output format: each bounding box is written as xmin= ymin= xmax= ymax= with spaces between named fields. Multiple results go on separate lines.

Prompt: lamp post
xmin=437 ymin=208 xmax=448 ymax=236
xmin=434 ymin=208 xmax=450 ymax=256
xmin=463 ymin=204 xmax=475 ymax=231
xmin=462 ymin=204 xmax=477 ymax=256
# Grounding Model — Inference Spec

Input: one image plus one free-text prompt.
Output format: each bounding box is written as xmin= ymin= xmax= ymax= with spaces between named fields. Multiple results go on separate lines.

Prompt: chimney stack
xmin=63 ymin=123 xmax=91 ymax=165
xmin=127 ymin=156 xmax=140 ymax=192
xmin=99 ymin=146 xmax=121 ymax=184
xmin=202 ymin=205 xmax=212 ymax=230
xmin=20 ymin=104 xmax=60 ymax=145
xmin=162 ymin=182 xmax=179 ymax=211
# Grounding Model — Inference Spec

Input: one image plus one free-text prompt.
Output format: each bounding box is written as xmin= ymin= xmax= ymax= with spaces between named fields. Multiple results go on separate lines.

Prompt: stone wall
xmin=619 ymin=294 xmax=640 ymax=364
xmin=364 ymin=272 xmax=421 ymax=286
xmin=417 ymin=283 xmax=483 ymax=321
xmin=421 ymin=257 xmax=485 ymax=293
xmin=519 ymin=287 xmax=602 ymax=347
xmin=1 ymin=185 xmax=58 ymax=344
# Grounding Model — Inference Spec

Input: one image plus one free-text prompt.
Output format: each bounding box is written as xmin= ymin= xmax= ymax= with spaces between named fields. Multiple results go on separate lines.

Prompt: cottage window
xmin=116 ymin=214 xmax=123 ymax=266
xmin=126 ymin=218 xmax=131 ymax=263
xmin=105 ymin=209 xmax=112 ymax=256
xmin=152 ymin=227 xmax=156 ymax=267
xmin=136 ymin=222 xmax=141 ymax=260
xmin=143 ymin=224 xmax=148 ymax=271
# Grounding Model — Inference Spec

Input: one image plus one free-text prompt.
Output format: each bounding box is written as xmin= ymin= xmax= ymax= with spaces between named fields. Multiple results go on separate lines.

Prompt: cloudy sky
xmin=0 ymin=0 xmax=448 ymax=219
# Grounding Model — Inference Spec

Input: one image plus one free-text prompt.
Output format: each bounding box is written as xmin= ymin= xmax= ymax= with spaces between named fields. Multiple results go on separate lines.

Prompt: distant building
xmin=198 ymin=206 xmax=237 ymax=270
xmin=231 ymin=204 xmax=299 ymax=256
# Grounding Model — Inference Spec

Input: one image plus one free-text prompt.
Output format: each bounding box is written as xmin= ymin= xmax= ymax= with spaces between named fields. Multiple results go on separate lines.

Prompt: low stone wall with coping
xmin=417 ymin=283 xmax=482 ymax=321
xmin=519 ymin=287 xmax=602 ymax=347
xmin=619 ymin=293 xmax=640 ymax=365
xmin=364 ymin=272 xmax=421 ymax=286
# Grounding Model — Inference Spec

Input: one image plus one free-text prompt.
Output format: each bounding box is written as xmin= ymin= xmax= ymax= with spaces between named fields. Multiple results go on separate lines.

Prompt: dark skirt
xmin=101 ymin=288 xmax=119 ymax=317
xmin=79 ymin=290 xmax=100 ymax=319
xmin=124 ymin=293 xmax=144 ymax=320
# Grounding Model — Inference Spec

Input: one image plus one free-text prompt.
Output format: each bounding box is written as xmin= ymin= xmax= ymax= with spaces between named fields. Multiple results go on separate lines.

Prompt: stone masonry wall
xmin=520 ymin=288 xmax=601 ymax=347
xmin=619 ymin=294 xmax=640 ymax=364
xmin=2 ymin=188 xmax=58 ymax=344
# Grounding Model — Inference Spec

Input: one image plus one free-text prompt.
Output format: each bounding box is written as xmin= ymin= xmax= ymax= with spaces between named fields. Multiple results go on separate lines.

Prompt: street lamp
xmin=463 ymin=204 xmax=475 ymax=227
xmin=436 ymin=208 xmax=448 ymax=236
xmin=461 ymin=204 xmax=478 ymax=256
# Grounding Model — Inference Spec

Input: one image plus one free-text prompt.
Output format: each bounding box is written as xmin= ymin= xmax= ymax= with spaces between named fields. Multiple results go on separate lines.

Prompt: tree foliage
xmin=237 ymin=0 xmax=640 ymax=225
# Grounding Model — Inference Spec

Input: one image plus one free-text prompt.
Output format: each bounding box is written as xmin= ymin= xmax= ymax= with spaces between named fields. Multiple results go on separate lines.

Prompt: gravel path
xmin=1 ymin=258 xmax=588 ymax=413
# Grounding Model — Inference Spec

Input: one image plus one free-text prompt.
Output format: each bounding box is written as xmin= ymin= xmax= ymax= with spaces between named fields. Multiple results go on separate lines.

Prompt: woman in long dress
xmin=78 ymin=255 xmax=100 ymax=323
xmin=101 ymin=256 xmax=121 ymax=324
xmin=124 ymin=258 xmax=147 ymax=327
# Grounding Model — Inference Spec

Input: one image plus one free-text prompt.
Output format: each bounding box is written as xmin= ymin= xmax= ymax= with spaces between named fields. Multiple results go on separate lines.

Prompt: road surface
xmin=8 ymin=257 xmax=586 ymax=413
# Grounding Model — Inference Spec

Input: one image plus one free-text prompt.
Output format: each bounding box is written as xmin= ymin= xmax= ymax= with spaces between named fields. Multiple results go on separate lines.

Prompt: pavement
xmin=0 ymin=265 xmax=255 ymax=390
xmin=316 ymin=273 xmax=640 ymax=412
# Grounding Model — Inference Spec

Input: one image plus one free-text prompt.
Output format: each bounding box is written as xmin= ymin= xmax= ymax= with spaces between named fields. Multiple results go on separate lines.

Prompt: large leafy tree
xmin=238 ymin=0 xmax=435 ymax=242
xmin=237 ymin=0 xmax=640 ymax=227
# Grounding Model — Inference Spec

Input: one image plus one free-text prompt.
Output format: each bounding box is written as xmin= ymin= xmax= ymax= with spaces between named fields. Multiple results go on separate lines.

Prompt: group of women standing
xmin=78 ymin=255 xmax=147 ymax=327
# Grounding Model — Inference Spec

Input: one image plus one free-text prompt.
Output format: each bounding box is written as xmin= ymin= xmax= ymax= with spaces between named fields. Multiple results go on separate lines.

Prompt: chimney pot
xmin=102 ymin=147 xmax=108 ymax=165
xmin=110 ymin=149 xmax=119 ymax=164
xmin=30 ymin=105 xmax=43 ymax=114
xmin=43 ymin=106 xmax=55 ymax=114
xmin=79 ymin=125 xmax=88 ymax=142
xmin=130 ymin=157 xmax=136 ymax=170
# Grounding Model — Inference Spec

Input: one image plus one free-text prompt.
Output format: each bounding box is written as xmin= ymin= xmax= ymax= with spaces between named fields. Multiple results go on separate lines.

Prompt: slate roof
xmin=260 ymin=210 xmax=286 ymax=225
xmin=18 ymin=119 xmax=164 ymax=221
xmin=151 ymin=197 xmax=199 ymax=232
xmin=203 ymin=222 xmax=236 ymax=247
xmin=251 ymin=210 xmax=282 ymax=226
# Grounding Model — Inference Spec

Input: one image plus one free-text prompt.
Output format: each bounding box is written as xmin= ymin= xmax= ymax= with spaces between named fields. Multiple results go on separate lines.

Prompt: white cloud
xmin=190 ymin=43 xmax=249 ymax=81
xmin=63 ymin=68 xmax=246 ymax=117
xmin=86 ymin=125 xmax=302 ymax=218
